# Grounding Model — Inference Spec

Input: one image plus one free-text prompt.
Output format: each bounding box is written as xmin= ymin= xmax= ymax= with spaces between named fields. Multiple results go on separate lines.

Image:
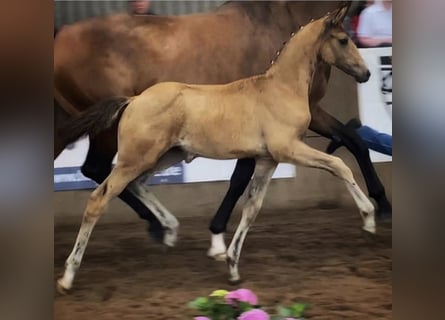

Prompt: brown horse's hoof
xmin=207 ymin=251 xmax=228 ymax=262
xmin=377 ymin=213 xmax=392 ymax=224
xmin=162 ymin=245 xmax=172 ymax=254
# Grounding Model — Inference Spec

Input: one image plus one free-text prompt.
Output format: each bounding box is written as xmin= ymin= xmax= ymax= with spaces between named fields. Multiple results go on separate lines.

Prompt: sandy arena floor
xmin=54 ymin=206 xmax=392 ymax=319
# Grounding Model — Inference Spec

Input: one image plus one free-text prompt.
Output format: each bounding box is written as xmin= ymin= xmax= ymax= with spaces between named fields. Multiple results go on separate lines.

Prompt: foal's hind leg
xmin=274 ymin=141 xmax=376 ymax=234
xmin=128 ymin=178 xmax=179 ymax=247
xmin=226 ymin=159 xmax=277 ymax=284
xmin=126 ymin=150 xmax=187 ymax=247
xmin=309 ymin=105 xmax=391 ymax=220
xmin=81 ymin=136 xmax=165 ymax=242
xmin=57 ymin=164 xmax=144 ymax=293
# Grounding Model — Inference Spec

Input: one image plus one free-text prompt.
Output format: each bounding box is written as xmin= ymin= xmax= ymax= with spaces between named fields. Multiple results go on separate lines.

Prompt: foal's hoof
xmin=163 ymin=228 xmax=178 ymax=247
xmin=56 ymin=279 xmax=71 ymax=295
xmin=362 ymin=211 xmax=377 ymax=234
xmin=228 ymin=277 xmax=243 ymax=286
xmin=362 ymin=224 xmax=376 ymax=235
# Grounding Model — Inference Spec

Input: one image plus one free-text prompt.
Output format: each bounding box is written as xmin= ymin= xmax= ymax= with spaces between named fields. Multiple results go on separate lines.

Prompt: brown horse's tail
xmin=59 ymin=96 xmax=132 ymax=145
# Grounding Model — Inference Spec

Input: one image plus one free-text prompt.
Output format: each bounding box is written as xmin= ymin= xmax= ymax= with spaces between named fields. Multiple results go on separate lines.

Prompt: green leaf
xmin=290 ymin=303 xmax=309 ymax=317
xmin=238 ymin=302 xmax=254 ymax=313
xmin=212 ymin=302 xmax=237 ymax=319
xmin=277 ymin=306 xmax=292 ymax=317
xmin=188 ymin=297 xmax=210 ymax=310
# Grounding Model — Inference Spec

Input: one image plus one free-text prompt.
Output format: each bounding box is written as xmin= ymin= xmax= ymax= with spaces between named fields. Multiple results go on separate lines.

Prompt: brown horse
xmin=57 ymin=6 xmax=376 ymax=291
xmin=54 ymin=1 xmax=391 ymax=250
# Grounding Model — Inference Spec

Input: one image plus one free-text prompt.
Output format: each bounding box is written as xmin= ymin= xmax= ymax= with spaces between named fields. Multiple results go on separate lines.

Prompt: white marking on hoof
xmin=56 ymin=278 xmax=71 ymax=294
xmin=362 ymin=212 xmax=376 ymax=234
xmin=228 ymin=275 xmax=242 ymax=285
xmin=363 ymin=199 xmax=375 ymax=214
xmin=208 ymin=251 xmax=228 ymax=262
xmin=163 ymin=227 xmax=178 ymax=247
xmin=362 ymin=224 xmax=376 ymax=234
xmin=207 ymin=233 xmax=227 ymax=260
xmin=57 ymin=264 xmax=75 ymax=294
xmin=164 ymin=228 xmax=178 ymax=247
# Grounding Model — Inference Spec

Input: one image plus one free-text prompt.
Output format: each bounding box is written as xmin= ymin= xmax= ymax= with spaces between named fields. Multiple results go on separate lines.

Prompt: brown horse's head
xmin=318 ymin=3 xmax=370 ymax=83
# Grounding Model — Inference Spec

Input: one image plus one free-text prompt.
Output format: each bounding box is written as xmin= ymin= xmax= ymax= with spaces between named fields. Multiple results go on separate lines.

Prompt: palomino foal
xmin=58 ymin=6 xmax=375 ymax=291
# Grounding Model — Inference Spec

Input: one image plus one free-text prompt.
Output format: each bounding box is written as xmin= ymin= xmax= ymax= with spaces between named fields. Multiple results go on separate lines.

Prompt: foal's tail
xmin=59 ymin=96 xmax=132 ymax=145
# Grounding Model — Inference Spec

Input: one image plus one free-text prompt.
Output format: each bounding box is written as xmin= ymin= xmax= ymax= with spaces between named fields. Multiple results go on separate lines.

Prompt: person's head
xmin=129 ymin=0 xmax=151 ymax=15
xmin=381 ymin=0 xmax=392 ymax=9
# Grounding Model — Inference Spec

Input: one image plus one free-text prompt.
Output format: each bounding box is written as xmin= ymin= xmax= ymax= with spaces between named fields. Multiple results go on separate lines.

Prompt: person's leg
xmin=356 ymin=125 xmax=392 ymax=156
xmin=326 ymin=118 xmax=392 ymax=156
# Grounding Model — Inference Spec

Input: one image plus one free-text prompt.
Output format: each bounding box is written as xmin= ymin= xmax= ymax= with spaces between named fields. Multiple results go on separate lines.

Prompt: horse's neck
xmin=266 ymin=21 xmax=324 ymax=97
xmin=285 ymin=1 xmax=346 ymax=23
xmin=218 ymin=1 xmax=297 ymax=32
xmin=220 ymin=1 xmax=344 ymax=27
xmin=217 ymin=1 xmax=343 ymax=72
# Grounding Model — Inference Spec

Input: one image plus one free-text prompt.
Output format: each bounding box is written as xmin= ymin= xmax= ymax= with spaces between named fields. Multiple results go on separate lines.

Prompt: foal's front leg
xmin=226 ymin=158 xmax=278 ymax=284
xmin=309 ymin=104 xmax=392 ymax=219
xmin=274 ymin=141 xmax=376 ymax=234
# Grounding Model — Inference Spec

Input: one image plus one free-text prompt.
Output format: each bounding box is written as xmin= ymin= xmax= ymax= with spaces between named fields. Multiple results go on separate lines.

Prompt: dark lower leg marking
xmin=210 ymin=158 xmax=256 ymax=234
xmin=101 ymin=182 xmax=108 ymax=196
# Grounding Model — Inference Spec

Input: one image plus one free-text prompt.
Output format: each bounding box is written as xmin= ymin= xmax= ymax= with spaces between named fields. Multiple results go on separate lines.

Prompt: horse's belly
xmin=178 ymin=134 xmax=266 ymax=160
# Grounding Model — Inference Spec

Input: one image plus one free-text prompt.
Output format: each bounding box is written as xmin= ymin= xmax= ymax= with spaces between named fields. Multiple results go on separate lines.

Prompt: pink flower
xmin=225 ymin=288 xmax=258 ymax=305
xmin=194 ymin=317 xmax=210 ymax=320
xmin=238 ymin=309 xmax=270 ymax=320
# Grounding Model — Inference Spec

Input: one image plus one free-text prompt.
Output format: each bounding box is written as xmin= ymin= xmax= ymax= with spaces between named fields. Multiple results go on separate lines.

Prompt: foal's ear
xmin=326 ymin=1 xmax=351 ymax=26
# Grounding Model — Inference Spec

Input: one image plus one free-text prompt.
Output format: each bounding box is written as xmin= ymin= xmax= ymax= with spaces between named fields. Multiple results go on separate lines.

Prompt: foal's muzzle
xmin=356 ymin=69 xmax=371 ymax=83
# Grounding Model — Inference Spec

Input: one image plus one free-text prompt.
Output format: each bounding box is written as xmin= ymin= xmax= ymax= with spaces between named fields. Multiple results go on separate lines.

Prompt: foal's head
xmin=318 ymin=4 xmax=370 ymax=83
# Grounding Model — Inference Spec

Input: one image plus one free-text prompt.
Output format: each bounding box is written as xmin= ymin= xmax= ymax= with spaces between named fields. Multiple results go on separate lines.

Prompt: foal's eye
xmin=339 ymin=38 xmax=348 ymax=46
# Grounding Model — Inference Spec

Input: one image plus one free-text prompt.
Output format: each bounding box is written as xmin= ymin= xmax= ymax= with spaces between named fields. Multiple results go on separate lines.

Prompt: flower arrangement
xmin=188 ymin=288 xmax=308 ymax=320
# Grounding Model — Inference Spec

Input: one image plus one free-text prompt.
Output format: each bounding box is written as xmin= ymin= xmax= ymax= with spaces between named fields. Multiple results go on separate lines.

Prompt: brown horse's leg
xmin=309 ymin=105 xmax=391 ymax=220
xmin=208 ymin=158 xmax=256 ymax=260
